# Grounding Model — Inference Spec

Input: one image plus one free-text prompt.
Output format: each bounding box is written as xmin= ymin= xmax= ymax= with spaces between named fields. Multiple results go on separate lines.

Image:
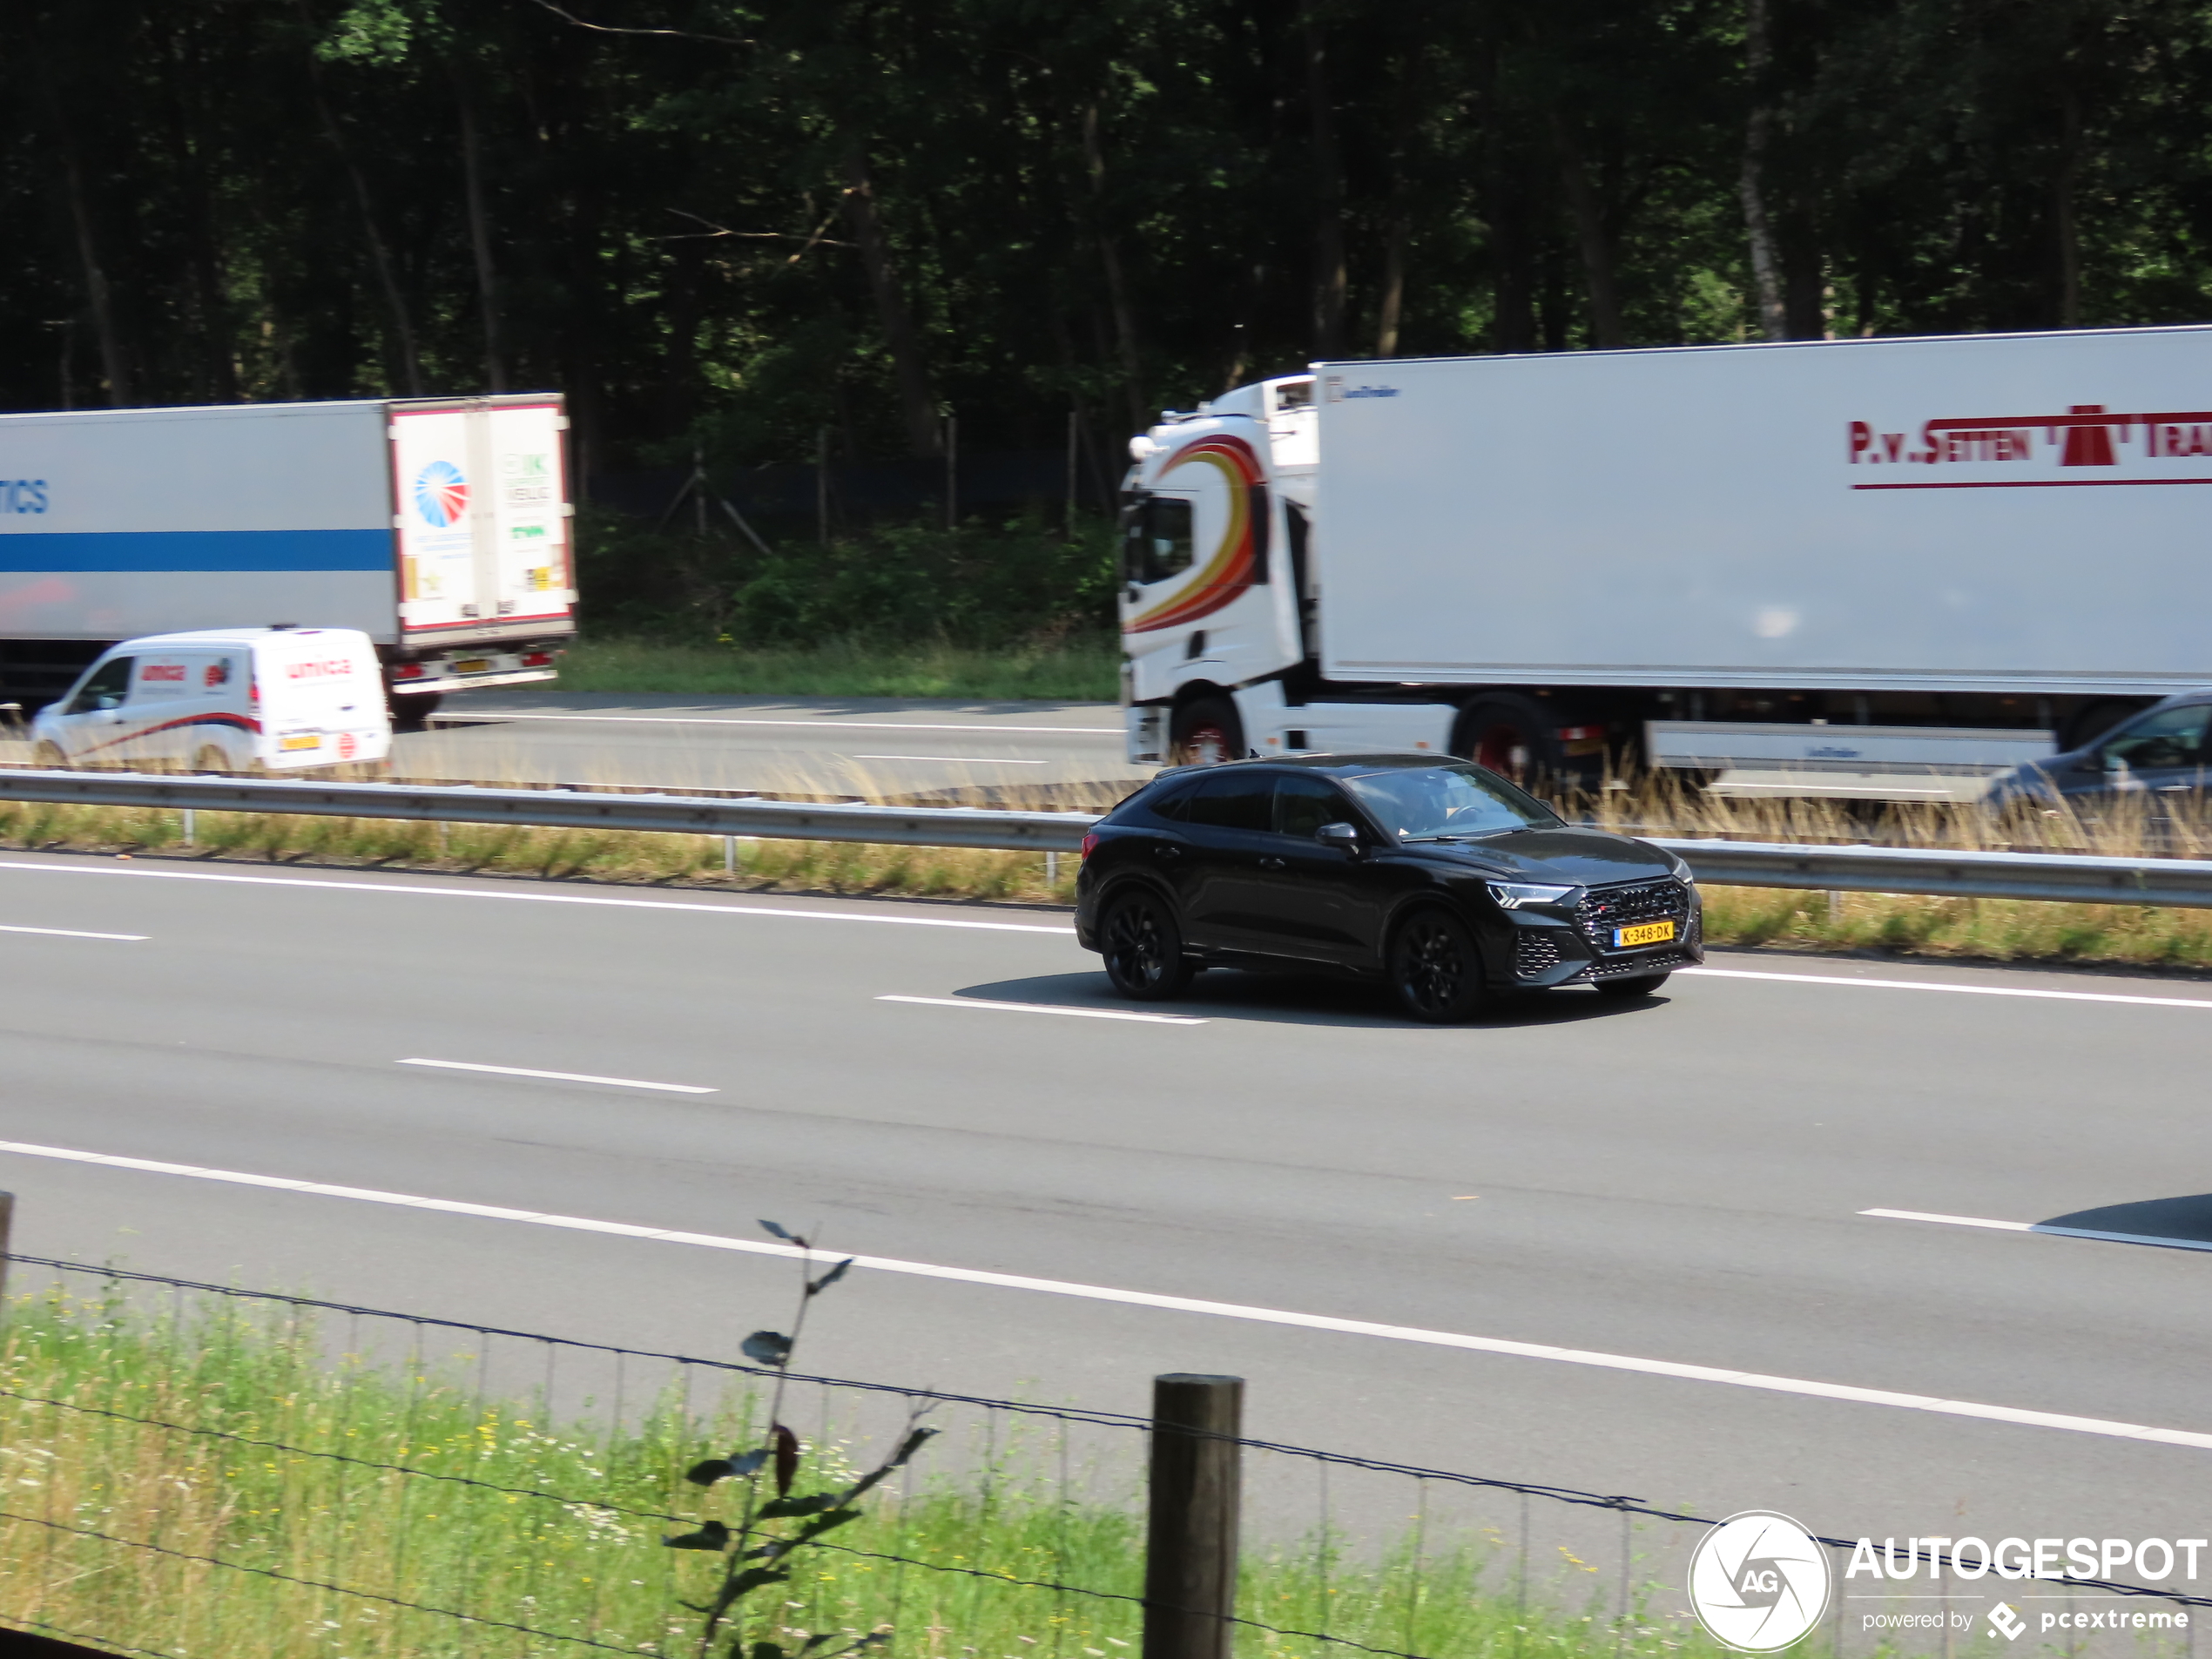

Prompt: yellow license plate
xmin=1614 ymin=920 xmax=1676 ymax=948
xmin=454 ymin=658 xmax=492 ymax=674
xmin=280 ymin=734 xmax=321 ymax=752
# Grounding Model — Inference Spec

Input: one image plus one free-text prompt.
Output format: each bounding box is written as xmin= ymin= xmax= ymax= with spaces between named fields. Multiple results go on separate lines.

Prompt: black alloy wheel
xmin=1100 ymin=889 xmax=1197 ymax=1001
xmin=1387 ymin=908 xmax=1487 ymax=1023
xmin=1593 ymin=972 xmax=1669 ymax=999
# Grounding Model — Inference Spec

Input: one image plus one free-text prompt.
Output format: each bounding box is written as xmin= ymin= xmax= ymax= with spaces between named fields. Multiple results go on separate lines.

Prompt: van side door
xmin=51 ymin=657 xmax=135 ymax=763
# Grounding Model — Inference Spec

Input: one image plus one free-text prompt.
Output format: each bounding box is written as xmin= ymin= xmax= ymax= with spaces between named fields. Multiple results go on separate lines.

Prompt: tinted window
xmin=1342 ymin=763 xmax=1561 ymax=840
xmin=64 ymin=658 xmax=133 ymax=715
xmin=1273 ymin=772 xmax=1354 ymax=838
xmin=2100 ymin=705 xmax=2210 ymax=771
xmin=1187 ymin=769 xmax=1272 ymax=833
xmin=1139 ymin=778 xmax=1199 ymax=823
xmin=1122 ymin=496 xmax=1196 ymax=585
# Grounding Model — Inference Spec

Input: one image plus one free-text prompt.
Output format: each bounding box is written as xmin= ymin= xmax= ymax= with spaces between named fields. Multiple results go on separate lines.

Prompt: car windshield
xmin=1342 ymin=763 xmax=1561 ymax=840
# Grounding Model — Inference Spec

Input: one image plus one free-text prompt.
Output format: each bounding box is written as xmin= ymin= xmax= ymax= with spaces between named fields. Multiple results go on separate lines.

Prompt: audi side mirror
xmin=1316 ymin=821 xmax=1361 ymax=853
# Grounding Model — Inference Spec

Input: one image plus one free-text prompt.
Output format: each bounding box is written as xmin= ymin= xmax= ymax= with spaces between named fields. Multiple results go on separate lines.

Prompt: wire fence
xmin=0 ymin=1252 xmax=2201 ymax=1659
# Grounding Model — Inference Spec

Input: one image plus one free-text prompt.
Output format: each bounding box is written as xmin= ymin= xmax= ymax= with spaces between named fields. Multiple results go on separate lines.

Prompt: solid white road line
xmin=0 ymin=924 xmax=146 ymax=941
xmin=0 ymin=860 xmax=1069 ymax=934
xmin=877 ymin=994 xmax=1206 ymax=1025
xmin=1687 ymin=965 xmax=2212 ymax=1011
xmin=846 ymin=755 xmax=1051 ymax=765
xmin=1863 ymin=1206 xmax=2212 ymax=1255
xmin=398 ymin=1058 xmax=716 ymax=1094
xmin=442 ymin=712 xmax=1124 ymax=735
xmin=3 ymin=1134 xmax=2209 ymax=1452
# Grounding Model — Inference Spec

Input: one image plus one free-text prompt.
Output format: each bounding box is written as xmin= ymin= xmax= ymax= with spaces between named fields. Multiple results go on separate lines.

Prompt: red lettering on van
xmin=287 ymin=659 xmax=355 ymax=679
xmin=141 ymin=664 xmax=186 ymax=682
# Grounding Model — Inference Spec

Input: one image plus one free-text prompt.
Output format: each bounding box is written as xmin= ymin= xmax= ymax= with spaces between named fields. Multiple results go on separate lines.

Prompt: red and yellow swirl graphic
xmin=1128 ymin=435 xmax=1266 ymax=634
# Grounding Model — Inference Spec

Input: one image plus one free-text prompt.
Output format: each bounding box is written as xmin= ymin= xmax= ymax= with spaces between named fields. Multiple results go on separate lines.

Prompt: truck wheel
xmin=389 ymin=692 xmax=443 ymax=732
xmin=1453 ymin=694 xmax=1561 ymax=783
xmin=1100 ymin=888 xmax=1197 ymax=1000
xmin=1171 ymin=697 xmax=1244 ymax=765
xmin=32 ymin=742 xmax=65 ymax=770
xmin=1387 ymin=908 xmax=1487 ymax=1023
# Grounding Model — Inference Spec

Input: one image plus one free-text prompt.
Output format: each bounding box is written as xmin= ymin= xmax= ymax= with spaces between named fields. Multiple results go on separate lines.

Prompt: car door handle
xmin=1258 ymin=856 xmax=1286 ymax=871
xmin=1152 ymin=844 xmax=1181 ymax=860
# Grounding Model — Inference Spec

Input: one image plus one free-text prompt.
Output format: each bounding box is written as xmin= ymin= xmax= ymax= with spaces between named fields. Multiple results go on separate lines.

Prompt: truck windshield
xmin=1342 ymin=763 xmax=1561 ymax=840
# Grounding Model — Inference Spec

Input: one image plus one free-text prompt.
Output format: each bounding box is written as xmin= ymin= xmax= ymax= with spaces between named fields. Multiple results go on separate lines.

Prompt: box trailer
xmin=0 ymin=395 xmax=577 ymax=716
xmin=1117 ymin=325 xmax=2212 ymax=796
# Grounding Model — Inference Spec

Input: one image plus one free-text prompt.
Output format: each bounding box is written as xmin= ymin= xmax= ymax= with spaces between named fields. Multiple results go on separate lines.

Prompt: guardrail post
xmin=0 ymin=1190 xmax=14 ymax=1313
xmin=1144 ymin=1372 xmax=1242 ymax=1659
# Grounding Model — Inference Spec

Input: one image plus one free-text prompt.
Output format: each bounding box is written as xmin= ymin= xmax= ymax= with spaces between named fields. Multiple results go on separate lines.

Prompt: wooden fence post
xmin=1143 ymin=1372 xmax=1243 ymax=1659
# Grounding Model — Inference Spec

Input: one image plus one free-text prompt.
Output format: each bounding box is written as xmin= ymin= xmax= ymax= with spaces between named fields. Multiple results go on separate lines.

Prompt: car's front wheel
xmin=1387 ymin=908 xmax=1487 ymax=1022
xmin=1100 ymin=888 xmax=1196 ymax=1001
xmin=1593 ymin=972 xmax=1670 ymax=999
xmin=31 ymin=742 xmax=65 ymax=770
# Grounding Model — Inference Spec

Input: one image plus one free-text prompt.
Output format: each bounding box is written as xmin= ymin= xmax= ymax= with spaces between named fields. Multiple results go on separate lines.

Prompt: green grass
xmin=0 ymin=1283 xmax=1755 ymax=1659
xmin=555 ymin=636 xmax=1120 ymax=702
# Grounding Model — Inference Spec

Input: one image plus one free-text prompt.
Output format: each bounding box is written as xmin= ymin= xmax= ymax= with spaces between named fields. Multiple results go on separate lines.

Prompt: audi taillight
xmin=1080 ymin=833 xmax=1099 ymax=862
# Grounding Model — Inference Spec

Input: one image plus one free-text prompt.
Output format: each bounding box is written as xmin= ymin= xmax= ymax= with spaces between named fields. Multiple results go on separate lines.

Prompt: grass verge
xmin=554 ymin=636 xmax=1120 ymax=702
xmin=0 ymin=1283 xmax=1739 ymax=1659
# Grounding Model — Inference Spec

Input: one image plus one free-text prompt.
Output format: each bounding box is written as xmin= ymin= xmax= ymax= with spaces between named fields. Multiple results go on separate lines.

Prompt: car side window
xmin=1273 ymin=772 xmax=1353 ymax=838
xmin=2100 ymin=705 xmax=2211 ymax=772
xmin=1142 ymin=779 xmax=1199 ymax=823
xmin=1187 ymin=769 xmax=1273 ymax=833
xmin=64 ymin=658 xmax=134 ymax=715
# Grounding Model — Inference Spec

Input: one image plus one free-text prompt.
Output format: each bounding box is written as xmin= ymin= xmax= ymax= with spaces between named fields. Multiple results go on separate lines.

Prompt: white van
xmin=30 ymin=627 xmax=394 ymax=773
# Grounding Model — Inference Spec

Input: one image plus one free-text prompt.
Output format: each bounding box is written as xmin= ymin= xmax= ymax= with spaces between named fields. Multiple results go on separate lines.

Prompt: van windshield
xmin=1342 ymin=763 xmax=1561 ymax=840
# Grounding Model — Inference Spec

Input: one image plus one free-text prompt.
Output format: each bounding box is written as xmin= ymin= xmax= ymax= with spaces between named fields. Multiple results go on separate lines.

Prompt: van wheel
xmin=1388 ymin=908 xmax=1487 ymax=1022
xmin=1171 ymin=697 xmax=1243 ymax=765
xmin=192 ymin=746 xmax=229 ymax=775
xmin=32 ymin=742 xmax=65 ymax=770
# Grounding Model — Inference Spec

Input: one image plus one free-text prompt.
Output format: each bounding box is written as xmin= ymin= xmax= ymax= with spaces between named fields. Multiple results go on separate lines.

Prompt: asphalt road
xmin=3 ymin=847 xmax=2210 ymax=1623
xmin=403 ymin=691 xmax=1148 ymax=798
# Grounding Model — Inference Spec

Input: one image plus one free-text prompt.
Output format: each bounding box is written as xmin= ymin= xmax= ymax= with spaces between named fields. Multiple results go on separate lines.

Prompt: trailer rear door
xmin=389 ymin=397 xmax=575 ymax=648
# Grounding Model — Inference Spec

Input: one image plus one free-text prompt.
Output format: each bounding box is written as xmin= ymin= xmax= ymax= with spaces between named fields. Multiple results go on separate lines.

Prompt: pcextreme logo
xmin=1688 ymin=1512 xmax=1833 ymax=1652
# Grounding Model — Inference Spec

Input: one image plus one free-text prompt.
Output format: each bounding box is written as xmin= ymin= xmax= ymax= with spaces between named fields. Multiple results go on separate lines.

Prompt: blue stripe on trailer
xmin=0 ymin=529 xmax=392 ymax=572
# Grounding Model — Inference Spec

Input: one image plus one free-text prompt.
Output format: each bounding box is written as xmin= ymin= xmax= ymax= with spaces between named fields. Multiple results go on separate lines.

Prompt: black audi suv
xmin=1074 ymin=753 xmax=1703 ymax=1022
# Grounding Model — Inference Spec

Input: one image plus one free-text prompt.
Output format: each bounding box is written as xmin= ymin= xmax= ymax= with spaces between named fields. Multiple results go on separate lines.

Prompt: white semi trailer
xmin=0 ymin=395 xmax=577 ymax=719
xmin=1119 ymin=325 xmax=2212 ymax=797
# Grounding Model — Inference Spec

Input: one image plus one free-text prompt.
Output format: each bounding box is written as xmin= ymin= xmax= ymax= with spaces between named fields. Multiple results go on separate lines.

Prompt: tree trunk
xmin=296 ymin=1 xmax=422 ymax=395
xmin=164 ymin=16 xmax=237 ymax=401
xmin=2053 ymin=79 xmax=2083 ymax=327
xmin=1304 ymin=9 xmax=1347 ymax=358
xmin=1480 ymin=41 xmax=1535 ymax=352
xmin=1738 ymin=0 xmax=1788 ymax=341
xmin=1081 ymin=106 xmax=1147 ymax=435
xmin=455 ymin=74 xmax=507 ymax=393
xmin=57 ymin=134 xmax=132 ymax=406
xmin=840 ymin=148 xmax=941 ymax=456
xmin=1548 ymin=112 xmax=1626 ymax=348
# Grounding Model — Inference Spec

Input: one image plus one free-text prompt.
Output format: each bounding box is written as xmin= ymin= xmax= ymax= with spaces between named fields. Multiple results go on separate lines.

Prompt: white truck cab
xmin=32 ymin=626 xmax=394 ymax=773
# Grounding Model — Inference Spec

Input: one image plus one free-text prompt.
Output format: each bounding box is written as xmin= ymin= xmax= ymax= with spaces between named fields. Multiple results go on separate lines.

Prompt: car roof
xmin=1151 ymin=752 xmax=1464 ymax=780
xmin=111 ymin=628 xmax=354 ymax=651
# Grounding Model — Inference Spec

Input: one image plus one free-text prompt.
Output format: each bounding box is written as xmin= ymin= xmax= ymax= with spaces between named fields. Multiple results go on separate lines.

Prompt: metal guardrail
xmin=0 ymin=769 xmax=1096 ymax=853
xmin=2 ymin=767 xmax=2210 ymax=906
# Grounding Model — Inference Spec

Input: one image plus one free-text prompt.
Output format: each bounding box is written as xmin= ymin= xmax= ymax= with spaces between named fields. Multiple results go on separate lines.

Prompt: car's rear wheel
xmin=1171 ymin=697 xmax=1243 ymax=765
xmin=1100 ymin=888 xmax=1196 ymax=1001
xmin=1593 ymin=972 xmax=1669 ymax=999
xmin=1387 ymin=908 xmax=1487 ymax=1022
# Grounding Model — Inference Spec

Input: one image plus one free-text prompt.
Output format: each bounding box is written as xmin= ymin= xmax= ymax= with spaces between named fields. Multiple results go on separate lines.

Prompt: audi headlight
xmin=1669 ymin=859 xmax=1696 ymax=885
xmin=1487 ymin=880 xmax=1577 ymax=909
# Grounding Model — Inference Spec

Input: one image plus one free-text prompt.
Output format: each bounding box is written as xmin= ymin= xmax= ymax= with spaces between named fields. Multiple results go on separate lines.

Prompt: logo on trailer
xmin=414 ymin=460 xmax=469 ymax=527
xmin=1687 ymin=1512 xmax=1832 ymax=1652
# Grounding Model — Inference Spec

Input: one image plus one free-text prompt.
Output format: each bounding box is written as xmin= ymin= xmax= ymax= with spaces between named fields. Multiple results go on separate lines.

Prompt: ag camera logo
xmin=413 ymin=460 xmax=469 ymax=528
xmin=1689 ymin=1511 xmax=1832 ymax=1652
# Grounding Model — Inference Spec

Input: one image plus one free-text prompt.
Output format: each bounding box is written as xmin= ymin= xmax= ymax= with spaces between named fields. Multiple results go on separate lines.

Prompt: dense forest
xmin=8 ymin=0 xmax=2212 ymax=478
